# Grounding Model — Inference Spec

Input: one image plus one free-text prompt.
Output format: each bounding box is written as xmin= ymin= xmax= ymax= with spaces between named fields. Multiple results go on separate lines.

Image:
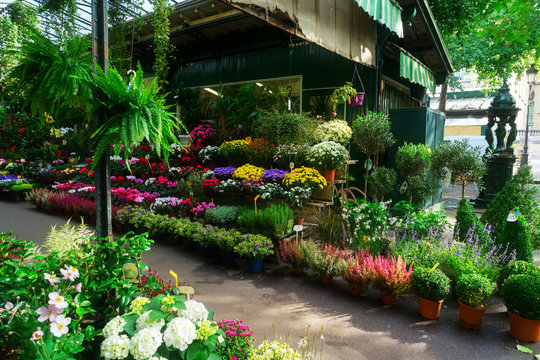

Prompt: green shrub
xmin=368 ymin=166 xmax=396 ymax=202
xmin=233 ymin=234 xmax=274 ymax=259
xmin=456 ymin=274 xmax=495 ymax=308
xmin=411 ymin=267 xmax=451 ymax=301
xmin=253 ymin=111 xmax=320 ymax=145
xmin=9 ymin=183 xmax=33 ymax=191
xmin=395 ymin=142 xmax=434 ymax=206
xmin=205 ymin=206 xmax=240 ymax=226
xmin=454 ymin=197 xmax=491 ymax=244
xmin=501 ymin=274 xmax=540 ymax=320
xmin=499 ymin=216 xmax=533 ymax=263
xmin=499 ymin=260 xmax=540 ymax=287
xmin=481 ymin=165 xmax=540 ymax=248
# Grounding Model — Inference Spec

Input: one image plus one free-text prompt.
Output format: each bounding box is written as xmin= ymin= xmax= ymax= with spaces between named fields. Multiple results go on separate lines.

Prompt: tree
xmin=431 ymin=139 xmax=486 ymax=198
xmin=395 ymin=142 xmax=433 ymax=206
xmin=429 ymin=0 xmax=539 ymax=86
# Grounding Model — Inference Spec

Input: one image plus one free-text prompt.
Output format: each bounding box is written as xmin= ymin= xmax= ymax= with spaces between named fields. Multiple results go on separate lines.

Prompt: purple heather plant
xmin=261 ymin=169 xmax=289 ymax=183
xmin=212 ymin=167 xmax=237 ymax=180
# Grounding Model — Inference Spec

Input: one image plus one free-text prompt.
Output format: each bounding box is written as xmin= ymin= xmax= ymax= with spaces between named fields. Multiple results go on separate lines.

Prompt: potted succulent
xmin=307 ymin=141 xmax=350 ymax=182
xmin=411 ymin=267 xmax=451 ymax=319
xmin=234 ymin=234 xmax=274 ymax=273
xmin=501 ymin=274 xmax=540 ymax=342
xmin=455 ymin=274 xmax=495 ymax=330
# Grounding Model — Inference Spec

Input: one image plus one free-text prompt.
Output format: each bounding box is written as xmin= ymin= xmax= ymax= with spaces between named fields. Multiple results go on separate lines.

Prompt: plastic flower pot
xmin=292 ymin=267 xmax=303 ymax=276
xmin=319 ymin=169 xmax=336 ymax=182
xmin=349 ymin=282 xmax=363 ymax=296
xmin=183 ymin=238 xmax=196 ymax=250
xmin=458 ymin=301 xmax=486 ymax=330
xmin=349 ymin=92 xmax=365 ymax=106
xmin=381 ymin=291 xmax=397 ymax=305
xmin=221 ymin=251 xmax=236 ymax=266
xmin=247 ymin=259 xmax=263 ymax=273
xmin=418 ymin=297 xmax=443 ymax=320
xmin=321 ymin=274 xmax=333 ymax=285
xmin=508 ymin=311 xmax=540 ymax=342
xmin=200 ymin=245 xmax=215 ymax=258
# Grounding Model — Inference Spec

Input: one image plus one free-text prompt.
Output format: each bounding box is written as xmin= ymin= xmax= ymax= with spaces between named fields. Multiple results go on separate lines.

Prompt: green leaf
xmin=123 ymin=313 xmax=138 ymax=336
xmin=208 ymin=354 xmax=222 ymax=360
xmin=85 ymin=325 xmax=95 ymax=340
xmin=207 ymin=309 xmax=215 ymax=321
xmin=517 ymin=344 xmax=534 ymax=354
xmin=150 ymin=309 xmax=168 ymax=320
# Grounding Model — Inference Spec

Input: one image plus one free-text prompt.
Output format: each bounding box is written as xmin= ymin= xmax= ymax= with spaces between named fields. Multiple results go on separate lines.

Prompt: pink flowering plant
xmin=365 ymin=254 xmax=413 ymax=294
xmin=216 ymin=319 xmax=254 ymax=360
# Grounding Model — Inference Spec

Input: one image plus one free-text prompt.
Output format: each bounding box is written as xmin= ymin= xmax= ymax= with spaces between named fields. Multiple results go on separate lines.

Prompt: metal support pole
xmin=521 ymin=83 xmax=532 ymax=167
xmin=92 ymin=0 xmax=111 ymax=238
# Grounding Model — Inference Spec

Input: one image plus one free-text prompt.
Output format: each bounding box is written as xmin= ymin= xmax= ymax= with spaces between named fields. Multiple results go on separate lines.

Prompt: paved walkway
xmin=1 ymin=198 xmax=539 ymax=359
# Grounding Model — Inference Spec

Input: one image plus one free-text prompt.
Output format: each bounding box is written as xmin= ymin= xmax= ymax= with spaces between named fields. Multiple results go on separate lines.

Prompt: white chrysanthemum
xmin=129 ymin=327 xmax=162 ymax=360
xmin=180 ymin=300 xmax=209 ymax=322
xmin=163 ymin=317 xmax=196 ymax=351
xmin=136 ymin=311 xmax=165 ymax=331
xmin=101 ymin=334 xmax=130 ymax=360
xmin=103 ymin=316 xmax=126 ymax=338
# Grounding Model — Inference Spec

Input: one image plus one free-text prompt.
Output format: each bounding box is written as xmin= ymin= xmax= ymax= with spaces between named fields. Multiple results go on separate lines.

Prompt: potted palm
xmin=502 ymin=274 xmax=540 ymax=342
xmin=455 ymin=274 xmax=495 ymax=330
xmin=411 ymin=267 xmax=451 ymax=319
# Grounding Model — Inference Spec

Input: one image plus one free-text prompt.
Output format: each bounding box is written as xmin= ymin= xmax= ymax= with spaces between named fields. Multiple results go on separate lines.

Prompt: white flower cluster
xmin=313 ymin=119 xmax=352 ymax=144
xmin=103 ymin=316 xmax=126 ymax=338
xmin=59 ymin=127 xmax=73 ymax=136
xmin=129 ymin=327 xmax=163 ymax=360
xmin=216 ymin=179 xmax=241 ymax=193
xmin=180 ymin=300 xmax=209 ymax=322
xmin=101 ymin=334 xmax=130 ymax=359
xmin=200 ymin=145 xmax=219 ymax=163
xmin=307 ymin=141 xmax=349 ymax=170
xmin=110 ymin=155 xmax=122 ymax=161
xmin=163 ymin=317 xmax=197 ymax=351
xmin=136 ymin=311 xmax=165 ymax=331
xmin=169 ymin=143 xmax=183 ymax=156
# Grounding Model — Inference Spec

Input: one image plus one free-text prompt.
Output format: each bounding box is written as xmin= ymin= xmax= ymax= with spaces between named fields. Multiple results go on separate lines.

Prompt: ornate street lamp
xmin=521 ymin=64 xmax=538 ymax=166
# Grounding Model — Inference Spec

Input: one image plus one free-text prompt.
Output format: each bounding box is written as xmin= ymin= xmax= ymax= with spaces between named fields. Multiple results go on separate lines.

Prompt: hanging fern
xmin=91 ymin=65 xmax=185 ymax=169
xmin=7 ymin=28 xmax=92 ymax=116
xmin=151 ymin=0 xmax=174 ymax=88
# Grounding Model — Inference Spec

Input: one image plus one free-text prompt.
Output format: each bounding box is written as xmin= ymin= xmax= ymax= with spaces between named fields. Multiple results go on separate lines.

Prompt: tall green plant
xmin=91 ymin=65 xmax=184 ymax=168
xmin=352 ymin=111 xmax=395 ymax=198
xmin=395 ymin=142 xmax=433 ymax=206
xmin=431 ymin=139 xmax=486 ymax=198
xmin=7 ymin=28 xmax=93 ymax=116
xmin=152 ymin=0 xmax=174 ymax=88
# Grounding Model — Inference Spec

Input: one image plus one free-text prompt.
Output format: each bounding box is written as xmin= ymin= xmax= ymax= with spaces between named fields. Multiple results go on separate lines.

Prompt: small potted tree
xmin=502 ymin=274 xmax=540 ymax=342
xmin=411 ymin=267 xmax=451 ymax=319
xmin=455 ymin=274 xmax=496 ymax=330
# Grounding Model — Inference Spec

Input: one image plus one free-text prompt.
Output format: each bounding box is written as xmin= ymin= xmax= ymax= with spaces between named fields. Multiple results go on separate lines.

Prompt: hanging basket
xmin=349 ymin=64 xmax=365 ymax=107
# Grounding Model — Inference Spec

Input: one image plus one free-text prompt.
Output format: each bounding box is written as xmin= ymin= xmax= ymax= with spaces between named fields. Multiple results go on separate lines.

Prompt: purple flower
xmin=213 ymin=167 xmax=237 ymax=180
xmin=261 ymin=169 xmax=289 ymax=183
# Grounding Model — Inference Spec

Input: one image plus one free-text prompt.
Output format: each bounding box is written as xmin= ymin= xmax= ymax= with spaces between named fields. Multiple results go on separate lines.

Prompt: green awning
xmin=355 ymin=0 xmax=403 ymax=37
xmin=399 ymin=48 xmax=435 ymax=92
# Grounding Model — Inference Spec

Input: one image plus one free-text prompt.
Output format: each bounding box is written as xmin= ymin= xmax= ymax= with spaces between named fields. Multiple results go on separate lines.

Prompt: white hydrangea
xmin=129 ymin=327 xmax=162 ymax=360
xmin=180 ymin=300 xmax=209 ymax=322
xmin=101 ymin=334 xmax=130 ymax=360
xmin=103 ymin=316 xmax=127 ymax=338
xmin=163 ymin=317 xmax=196 ymax=351
xmin=136 ymin=311 xmax=165 ymax=331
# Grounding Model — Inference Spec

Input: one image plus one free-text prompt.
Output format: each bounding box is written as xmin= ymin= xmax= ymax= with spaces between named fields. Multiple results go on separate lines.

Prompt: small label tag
xmin=429 ymin=262 xmax=440 ymax=272
xmin=293 ymin=225 xmax=303 ymax=232
xmin=169 ymin=270 xmax=178 ymax=287
xmin=507 ymin=210 xmax=519 ymax=222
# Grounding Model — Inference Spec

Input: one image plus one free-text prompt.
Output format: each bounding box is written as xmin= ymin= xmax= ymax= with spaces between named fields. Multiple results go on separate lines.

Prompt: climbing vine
xmin=151 ymin=0 xmax=174 ymax=89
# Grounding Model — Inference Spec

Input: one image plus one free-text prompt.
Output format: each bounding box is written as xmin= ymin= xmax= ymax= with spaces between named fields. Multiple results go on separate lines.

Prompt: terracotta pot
xmin=294 ymin=218 xmax=304 ymax=226
xmin=319 ymin=169 xmax=336 ymax=183
xmin=381 ymin=291 xmax=397 ymax=305
xmin=458 ymin=300 xmax=486 ymax=330
xmin=321 ymin=274 xmax=333 ymax=285
xmin=292 ymin=268 xmax=303 ymax=276
xmin=508 ymin=310 xmax=540 ymax=342
xmin=349 ymin=282 xmax=363 ymax=296
xmin=169 ymin=211 xmax=178 ymax=218
xmin=418 ymin=297 xmax=443 ymax=320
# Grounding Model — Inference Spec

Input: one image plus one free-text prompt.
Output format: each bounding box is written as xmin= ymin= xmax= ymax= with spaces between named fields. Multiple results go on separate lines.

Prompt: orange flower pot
xmin=294 ymin=218 xmax=304 ymax=226
xmin=321 ymin=274 xmax=333 ymax=285
xmin=508 ymin=311 xmax=540 ymax=342
xmin=319 ymin=169 xmax=336 ymax=182
xmin=381 ymin=291 xmax=397 ymax=305
xmin=349 ymin=282 xmax=363 ymax=296
xmin=458 ymin=301 xmax=486 ymax=330
xmin=418 ymin=297 xmax=443 ymax=319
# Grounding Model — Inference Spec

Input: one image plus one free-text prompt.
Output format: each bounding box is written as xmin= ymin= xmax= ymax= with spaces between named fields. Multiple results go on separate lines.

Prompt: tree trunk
xmin=438 ymin=82 xmax=448 ymax=113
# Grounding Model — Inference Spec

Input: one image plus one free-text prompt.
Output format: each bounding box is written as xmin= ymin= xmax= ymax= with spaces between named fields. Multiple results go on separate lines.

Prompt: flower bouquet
xmin=307 ymin=141 xmax=349 ymax=170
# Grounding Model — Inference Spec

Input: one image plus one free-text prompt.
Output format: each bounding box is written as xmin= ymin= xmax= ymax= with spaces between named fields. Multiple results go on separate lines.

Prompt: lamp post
xmin=521 ymin=64 xmax=538 ymax=166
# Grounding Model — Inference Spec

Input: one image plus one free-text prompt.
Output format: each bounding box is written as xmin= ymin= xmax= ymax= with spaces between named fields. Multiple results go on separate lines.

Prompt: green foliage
xmin=233 ymin=234 xmax=274 ymax=259
xmin=502 ymin=274 xmax=540 ymax=320
xmin=315 ymin=206 xmax=345 ymax=247
xmin=173 ymin=83 xmax=202 ymax=128
xmin=91 ymin=65 xmax=184 ymax=168
xmin=7 ymin=28 xmax=93 ymax=116
xmin=253 ymin=111 xmax=320 ymax=145
xmin=499 ymin=216 xmax=533 ymax=263
xmin=499 ymin=260 xmax=540 ymax=289
xmin=237 ymin=204 xmax=292 ymax=236
xmin=352 ymin=111 xmax=395 ymax=158
xmin=454 ymin=197 xmax=491 ymax=244
xmin=456 ymin=273 xmax=495 ymax=308
xmin=205 ymin=206 xmax=240 ymax=226
xmin=431 ymin=139 xmax=486 ymax=198
xmin=395 ymin=142 xmax=434 ymax=205
xmin=411 ymin=267 xmax=451 ymax=301
xmin=152 ymin=0 xmax=174 ymax=88
xmin=481 ymin=166 xmax=540 ymax=248
xmin=395 ymin=206 xmax=449 ymax=240
xmin=368 ymin=166 xmax=396 ymax=202
xmin=43 ymin=219 xmax=95 ymax=259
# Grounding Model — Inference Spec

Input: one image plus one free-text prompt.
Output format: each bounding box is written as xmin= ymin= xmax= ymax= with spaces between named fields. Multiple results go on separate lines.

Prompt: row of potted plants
xmin=278 ymin=239 xmax=540 ymax=341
